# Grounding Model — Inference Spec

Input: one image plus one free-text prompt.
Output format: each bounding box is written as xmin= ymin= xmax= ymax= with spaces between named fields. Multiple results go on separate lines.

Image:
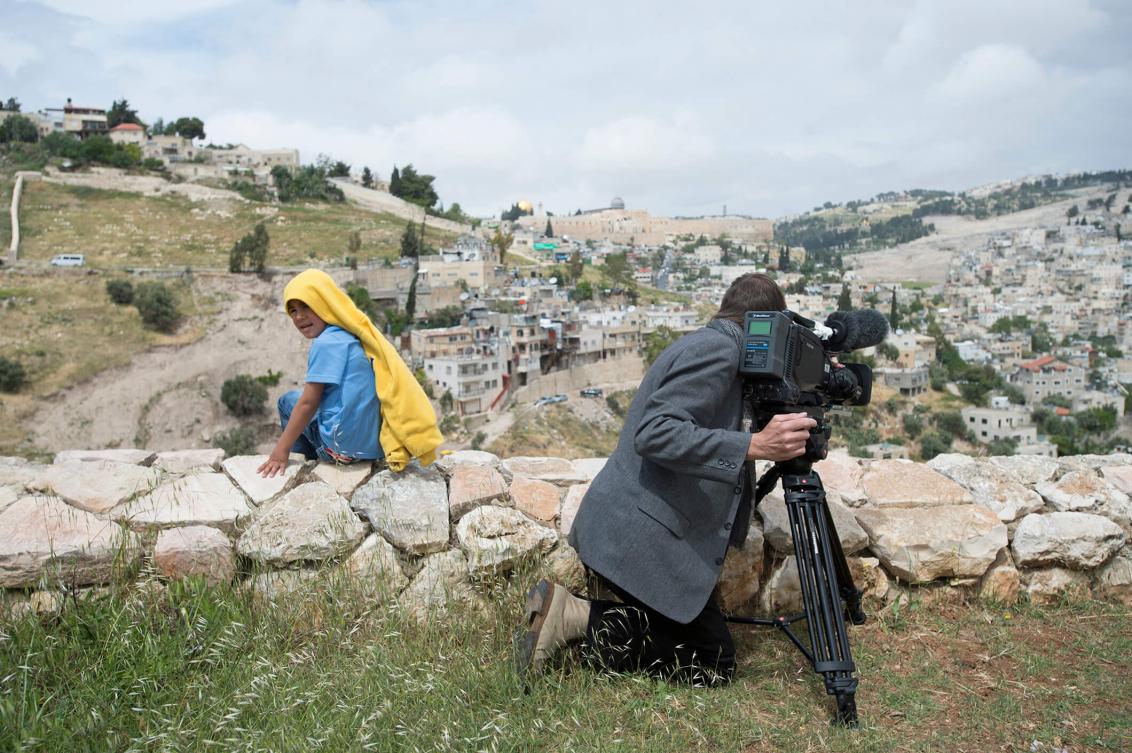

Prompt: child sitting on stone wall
xmin=257 ymin=269 xmax=443 ymax=478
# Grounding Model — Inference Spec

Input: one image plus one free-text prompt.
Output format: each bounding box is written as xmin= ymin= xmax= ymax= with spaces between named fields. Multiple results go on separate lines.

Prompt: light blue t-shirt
xmin=307 ymin=325 xmax=382 ymax=459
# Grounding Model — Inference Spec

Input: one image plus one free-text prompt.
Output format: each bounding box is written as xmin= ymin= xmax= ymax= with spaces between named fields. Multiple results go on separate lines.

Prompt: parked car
xmin=580 ymin=387 xmax=604 ymax=398
xmin=50 ymin=254 xmax=85 ymax=267
xmin=535 ymin=394 xmax=568 ymax=406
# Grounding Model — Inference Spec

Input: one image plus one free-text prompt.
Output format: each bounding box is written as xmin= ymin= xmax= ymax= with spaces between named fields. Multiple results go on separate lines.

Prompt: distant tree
xmin=382 ymin=307 xmax=411 ymax=337
xmin=170 ymin=116 xmax=206 ymax=141
xmin=919 ymin=431 xmax=952 ymax=461
xmin=347 ymin=230 xmax=361 ymax=265
xmin=0 ymin=356 xmax=26 ymax=393
xmin=837 ymin=284 xmax=852 ymax=311
xmin=220 ymin=375 xmax=268 ymax=417
xmin=604 ymin=252 xmax=631 ymax=284
xmin=247 ymin=223 xmax=270 ymax=272
xmin=0 ymin=114 xmax=38 ymax=143
xmin=644 ymin=326 xmax=680 ymax=366
xmin=489 ymin=228 xmax=514 ymax=260
xmin=1066 ymin=205 xmax=1079 ymax=222
xmin=346 ymin=283 xmax=380 ymax=321
xmin=545 ymin=219 xmax=554 ymax=237
xmin=328 ymin=160 xmax=351 ymax=178
xmin=876 ymin=341 xmax=900 ymax=362
xmin=133 ymin=282 xmax=180 ymax=333
xmin=150 ymin=117 xmax=165 ymax=135
xmin=390 ymin=164 xmax=439 ymax=209
xmin=986 ymin=437 xmax=1018 ymax=457
xmin=107 ymin=98 xmax=143 ymax=128
xmin=228 ymin=233 xmax=249 ymax=273
xmin=888 ymin=289 xmax=901 ymax=330
xmin=567 ymin=250 xmax=584 ymax=282
xmin=422 ymin=306 xmax=464 ymax=328
xmin=389 ymin=166 xmax=401 ymax=196
xmin=361 ymin=166 xmax=373 ymax=188
xmin=2 ymin=97 xmax=20 ymax=112
xmin=901 ymin=413 xmax=923 ymax=439
xmin=405 ymin=271 xmax=418 ymax=319
xmin=400 ymin=222 xmax=420 ymax=258
xmin=105 ymin=279 xmax=134 ymax=305
xmin=573 ymin=280 xmax=594 ymax=301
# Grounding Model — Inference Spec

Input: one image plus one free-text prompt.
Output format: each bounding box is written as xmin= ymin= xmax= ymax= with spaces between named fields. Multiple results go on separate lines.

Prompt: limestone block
xmin=1102 ymin=465 xmax=1132 ymax=495
xmin=500 ymin=456 xmax=587 ymax=485
xmin=855 ymin=504 xmax=1006 ymax=582
xmin=400 ymin=549 xmax=481 ymax=623
xmin=544 ymin=542 xmax=587 ymax=594
xmin=114 ymin=472 xmax=252 ymax=534
xmin=978 ymin=548 xmax=1020 ymax=604
xmin=1010 ymin=512 xmax=1126 ymax=570
xmin=717 ymin=524 xmax=765 ymax=613
xmin=861 ymin=459 xmax=973 ymax=508
xmin=0 ymin=456 xmax=43 ymax=487
xmin=447 ymin=464 xmax=508 ymax=520
xmin=1094 ymin=549 xmax=1132 ymax=606
xmin=987 ymin=455 xmax=1059 ymax=486
xmin=571 ymin=457 xmax=608 ymax=481
xmin=312 ymin=460 xmax=373 ymax=498
xmin=455 ymin=505 xmax=558 ymax=574
xmin=248 ymin=569 xmax=322 ymax=603
xmin=221 ymin=454 xmax=303 ymax=505
xmin=929 ymin=455 xmax=1045 ymax=524
xmin=759 ymin=557 xmax=802 ymax=615
xmin=509 ymin=476 xmax=560 ymax=523
xmin=153 ymin=525 xmax=235 ymax=586
xmin=0 ymin=485 xmax=19 ymax=514
xmin=812 ymin=451 xmax=867 ymax=506
xmin=341 ymin=533 xmax=408 ymax=603
xmin=0 ymin=495 xmax=142 ymax=588
xmin=1036 ymin=471 xmax=1131 ymax=530
xmin=558 ymin=484 xmax=589 ymax=536
xmin=351 ymin=464 xmax=449 ymax=555
xmin=237 ymin=481 xmax=367 ymax=565
xmin=29 ymin=460 xmax=163 ymax=514
xmin=54 ymin=449 xmax=155 ymax=466
xmin=1057 ymin=453 xmax=1132 ymax=474
xmin=1022 ymin=567 xmax=1090 ymax=604
xmin=847 ymin=556 xmax=891 ymax=603
xmin=434 ymin=450 xmax=500 ymax=477
xmin=152 ymin=449 xmax=226 ymax=475
xmin=758 ymin=492 xmax=868 ymax=556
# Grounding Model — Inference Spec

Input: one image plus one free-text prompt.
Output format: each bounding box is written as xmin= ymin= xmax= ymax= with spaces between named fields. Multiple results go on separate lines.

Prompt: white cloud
xmin=6 ymin=0 xmax=1132 ymax=216
xmin=0 ymin=32 xmax=40 ymax=76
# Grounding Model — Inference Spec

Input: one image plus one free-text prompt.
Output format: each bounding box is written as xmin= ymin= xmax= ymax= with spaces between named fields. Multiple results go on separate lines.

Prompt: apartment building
xmin=1010 ymin=355 xmax=1086 ymax=404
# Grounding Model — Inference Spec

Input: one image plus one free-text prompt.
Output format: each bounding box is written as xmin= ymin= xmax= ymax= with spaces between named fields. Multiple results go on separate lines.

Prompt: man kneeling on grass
xmin=515 ymin=273 xmax=815 ymax=685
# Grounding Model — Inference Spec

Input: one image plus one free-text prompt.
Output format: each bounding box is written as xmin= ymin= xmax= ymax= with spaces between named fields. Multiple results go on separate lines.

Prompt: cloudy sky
xmin=3 ymin=0 xmax=1130 ymax=219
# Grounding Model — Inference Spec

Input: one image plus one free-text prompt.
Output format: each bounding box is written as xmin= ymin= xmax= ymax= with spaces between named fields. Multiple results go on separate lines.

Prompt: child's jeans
xmin=277 ymin=389 xmax=335 ymax=462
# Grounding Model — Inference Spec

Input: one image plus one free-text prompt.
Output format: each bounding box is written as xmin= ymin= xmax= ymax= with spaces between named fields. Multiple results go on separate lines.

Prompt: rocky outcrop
xmin=854 ymin=504 xmax=1006 ymax=582
xmin=3 ymin=448 xmax=1131 ymax=620
xmin=237 ymin=481 xmax=366 ymax=565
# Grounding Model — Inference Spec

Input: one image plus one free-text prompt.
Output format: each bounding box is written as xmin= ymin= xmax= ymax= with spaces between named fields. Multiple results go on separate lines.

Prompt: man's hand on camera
xmin=746 ymin=412 xmax=817 ymax=462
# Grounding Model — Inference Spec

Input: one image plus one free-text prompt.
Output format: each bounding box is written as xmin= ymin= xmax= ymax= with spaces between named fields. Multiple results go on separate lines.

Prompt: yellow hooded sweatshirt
xmin=283 ymin=269 xmax=443 ymax=471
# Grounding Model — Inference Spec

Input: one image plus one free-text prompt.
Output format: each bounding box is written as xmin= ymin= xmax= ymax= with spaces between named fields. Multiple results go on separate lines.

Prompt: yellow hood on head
xmin=283 ymin=268 xmax=443 ymax=471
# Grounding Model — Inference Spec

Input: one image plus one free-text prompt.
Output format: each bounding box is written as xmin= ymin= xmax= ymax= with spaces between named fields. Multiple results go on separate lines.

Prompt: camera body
xmin=739 ymin=310 xmax=872 ymax=408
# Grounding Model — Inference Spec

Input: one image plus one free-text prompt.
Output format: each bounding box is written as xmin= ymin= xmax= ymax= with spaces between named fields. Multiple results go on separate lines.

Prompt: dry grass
xmin=16 ymin=181 xmax=456 ymax=269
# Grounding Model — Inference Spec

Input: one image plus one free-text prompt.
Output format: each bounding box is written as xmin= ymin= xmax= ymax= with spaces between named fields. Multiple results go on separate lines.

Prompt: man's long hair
xmin=714 ymin=273 xmax=787 ymax=325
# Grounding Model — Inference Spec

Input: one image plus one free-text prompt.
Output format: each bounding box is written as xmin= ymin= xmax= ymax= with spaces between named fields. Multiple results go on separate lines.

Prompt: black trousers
xmin=582 ymin=574 xmax=736 ymax=686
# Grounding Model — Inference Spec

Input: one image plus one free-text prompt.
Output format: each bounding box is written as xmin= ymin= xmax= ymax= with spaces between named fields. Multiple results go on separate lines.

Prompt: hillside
xmin=15 ymin=177 xmax=457 ymax=269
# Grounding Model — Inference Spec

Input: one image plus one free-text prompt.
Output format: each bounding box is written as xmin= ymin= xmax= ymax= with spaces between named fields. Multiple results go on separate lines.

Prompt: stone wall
xmin=2 ymin=448 xmax=1130 ymax=617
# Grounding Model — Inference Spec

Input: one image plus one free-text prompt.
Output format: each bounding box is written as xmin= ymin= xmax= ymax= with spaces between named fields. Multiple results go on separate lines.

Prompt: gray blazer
xmin=569 ymin=323 xmax=751 ymax=623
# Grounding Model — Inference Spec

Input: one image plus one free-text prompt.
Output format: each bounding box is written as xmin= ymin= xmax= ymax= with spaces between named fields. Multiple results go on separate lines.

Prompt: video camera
xmin=739 ymin=309 xmax=888 ymax=407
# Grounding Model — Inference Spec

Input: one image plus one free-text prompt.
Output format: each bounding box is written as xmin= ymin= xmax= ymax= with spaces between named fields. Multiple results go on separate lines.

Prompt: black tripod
xmin=726 ymin=419 xmax=866 ymax=727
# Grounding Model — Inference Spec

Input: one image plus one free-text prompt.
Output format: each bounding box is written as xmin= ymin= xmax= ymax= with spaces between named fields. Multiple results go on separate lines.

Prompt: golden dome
xmin=517 ymin=199 xmax=533 ymax=212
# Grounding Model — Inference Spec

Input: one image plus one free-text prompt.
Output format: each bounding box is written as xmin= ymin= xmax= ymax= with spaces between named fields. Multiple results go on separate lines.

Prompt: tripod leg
xmin=782 ymin=471 xmax=860 ymax=727
xmin=822 ymin=503 xmax=866 ymax=626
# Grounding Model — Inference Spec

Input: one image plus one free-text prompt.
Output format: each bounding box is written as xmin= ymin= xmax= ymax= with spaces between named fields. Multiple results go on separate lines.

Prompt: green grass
xmin=16 ymin=181 xmax=457 ymax=270
xmin=2 ymin=573 xmax=1128 ymax=753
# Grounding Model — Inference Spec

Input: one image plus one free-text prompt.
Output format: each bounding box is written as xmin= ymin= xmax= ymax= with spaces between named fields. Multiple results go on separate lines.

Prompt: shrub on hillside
xmin=212 ymin=426 xmax=259 ymax=456
xmin=0 ymin=356 xmax=26 ymax=392
xmin=221 ymin=374 xmax=268 ymax=417
xmin=133 ymin=281 xmax=180 ymax=332
xmin=105 ymin=279 xmax=134 ymax=305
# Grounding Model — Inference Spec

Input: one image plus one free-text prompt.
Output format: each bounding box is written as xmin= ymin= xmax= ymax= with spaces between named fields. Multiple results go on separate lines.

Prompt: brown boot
xmin=515 ymin=579 xmax=591 ymax=684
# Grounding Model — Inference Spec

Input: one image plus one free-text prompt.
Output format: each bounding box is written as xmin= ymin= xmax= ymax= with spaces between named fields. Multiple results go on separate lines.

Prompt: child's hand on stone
xmin=257 ymin=450 xmax=290 ymax=478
